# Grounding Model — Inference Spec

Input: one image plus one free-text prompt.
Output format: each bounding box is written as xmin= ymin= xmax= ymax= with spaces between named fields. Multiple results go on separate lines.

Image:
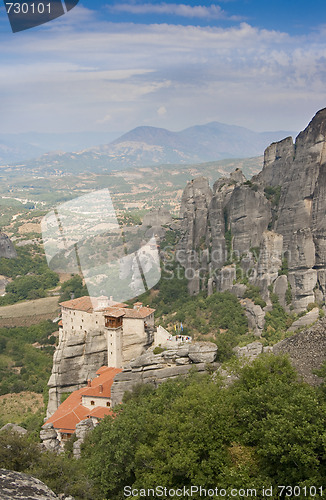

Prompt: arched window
xmin=90 ymin=401 xmax=95 ymax=406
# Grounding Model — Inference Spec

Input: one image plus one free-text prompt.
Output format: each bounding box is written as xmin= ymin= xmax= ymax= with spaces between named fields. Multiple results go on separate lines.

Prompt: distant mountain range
xmin=0 ymin=131 xmax=122 ymax=164
xmin=1 ymin=122 xmax=296 ymax=176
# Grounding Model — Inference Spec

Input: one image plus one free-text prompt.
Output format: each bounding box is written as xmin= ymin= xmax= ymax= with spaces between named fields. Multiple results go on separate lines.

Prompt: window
xmin=106 ymin=402 xmax=110 ymax=407
xmin=90 ymin=401 xmax=95 ymax=406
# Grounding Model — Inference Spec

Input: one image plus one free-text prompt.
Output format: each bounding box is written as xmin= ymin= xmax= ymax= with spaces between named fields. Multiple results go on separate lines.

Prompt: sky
xmin=1 ymin=1 xmax=326 ymax=135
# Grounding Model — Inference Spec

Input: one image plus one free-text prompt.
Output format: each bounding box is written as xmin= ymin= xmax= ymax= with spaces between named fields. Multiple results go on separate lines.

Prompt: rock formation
xmin=0 ymin=469 xmax=60 ymax=499
xmin=110 ymin=342 xmax=218 ymax=406
xmin=0 ymin=232 xmax=17 ymax=259
xmin=177 ymin=109 xmax=326 ymax=314
xmin=47 ymin=329 xmax=108 ymax=418
xmin=143 ymin=208 xmax=172 ymax=228
xmin=273 ymin=317 xmax=326 ymax=386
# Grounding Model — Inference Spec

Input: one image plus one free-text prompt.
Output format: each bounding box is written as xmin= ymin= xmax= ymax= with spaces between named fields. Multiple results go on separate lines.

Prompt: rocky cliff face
xmin=46 ymin=329 xmax=108 ymax=418
xmin=177 ymin=108 xmax=326 ymax=313
xmin=0 ymin=232 xmax=17 ymax=259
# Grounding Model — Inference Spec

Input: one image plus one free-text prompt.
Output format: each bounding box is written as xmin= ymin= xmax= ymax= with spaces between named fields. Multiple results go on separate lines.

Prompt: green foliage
xmin=0 ymin=271 xmax=59 ymax=305
xmin=262 ymin=294 xmax=293 ymax=344
xmin=0 ymin=245 xmax=47 ymax=279
xmin=81 ymin=356 xmax=326 ymax=499
xmin=59 ymin=275 xmax=88 ymax=303
xmin=249 ymin=246 xmax=260 ymax=261
xmin=307 ymin=302 xmax=318 ymax=311
xmin=0 ymin=245 xmax=60 ymax=306
xmin=0 ymin=429 xmax=95 ymax=499
xmin=244 ymin=285 xmax=266 ymax=308
xmin=278 ymin=257 xmax=289 ymax=276
xmin=264 ymin=185 xmax=281 ymax=206
xmin=0 ymin=321 xmax=57 ymax=394
xmin=232 ymin=355 xmax=326 ymax=485
xmin=285 ymin=282 xmax=292 ymax=305
xmin=244 ymin=180 xmax=259 ymax=191
xmin=223 ymin=208 xmax=232 ymax=263
xmin=153 ymin=346 xmax=165 ymax=355
xmin=118 ymin=211 xmax=142 ymax=226
xmin=0 ymin=430 xmax=41 ymax=472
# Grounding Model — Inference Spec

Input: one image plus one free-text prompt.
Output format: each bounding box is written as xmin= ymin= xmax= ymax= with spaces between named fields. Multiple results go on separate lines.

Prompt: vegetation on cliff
xmin=1 ymin=355 xmax=325 ymax=500
xmin=82 ymin=355 xmax=326 ymax=499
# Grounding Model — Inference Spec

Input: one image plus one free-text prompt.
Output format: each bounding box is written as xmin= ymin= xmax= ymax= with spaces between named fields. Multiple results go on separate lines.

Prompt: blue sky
xmin=0 ymin=1 xmax=326 ymax=136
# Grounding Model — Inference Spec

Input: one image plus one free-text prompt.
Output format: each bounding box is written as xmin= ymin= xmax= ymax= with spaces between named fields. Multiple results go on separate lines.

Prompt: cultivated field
xmin=0 ymin=296 xmax=59 ymax=327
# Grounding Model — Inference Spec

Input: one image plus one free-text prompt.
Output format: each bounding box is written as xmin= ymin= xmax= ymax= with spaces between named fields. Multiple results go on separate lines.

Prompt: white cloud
xmin=0 ymin=13 xmax=325 ymax=133
xmin=157 ymin=106 xmax=167 ymax=116
xmin=110 ymin=3 xmax=235 ymax=20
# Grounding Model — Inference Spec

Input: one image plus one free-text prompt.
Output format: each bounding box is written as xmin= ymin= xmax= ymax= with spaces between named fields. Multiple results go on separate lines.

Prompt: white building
xmin=59 ymin=296 xmax=155 ymax=368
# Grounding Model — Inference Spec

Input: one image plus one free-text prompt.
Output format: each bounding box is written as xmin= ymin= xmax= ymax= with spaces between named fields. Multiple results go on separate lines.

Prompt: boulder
xmin=40 ymin=423 xmax=60 ymax=453
xmin=188 ymin=342 xmax=217 ymax=363
xmin=0 ymin=469 xmax=59 ymax=499
xmin=0 ymin=423 xmax=27 ymax=435
xmin=288 ymin=307 xmax=320 ymax=331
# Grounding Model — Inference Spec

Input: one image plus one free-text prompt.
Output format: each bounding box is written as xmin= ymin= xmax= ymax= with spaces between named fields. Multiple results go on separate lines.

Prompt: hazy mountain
xmin=0 ymin=131 xmax=123 ymax=164
xmin=105 ymin=122 xmax=296 ymax=162
xmin=3 ymin=122 xmax=295 ymax=176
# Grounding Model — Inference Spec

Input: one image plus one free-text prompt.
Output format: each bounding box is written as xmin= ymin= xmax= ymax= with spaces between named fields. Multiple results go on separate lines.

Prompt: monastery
xmin=59 ymin=295 xmax=156 ymax=368
xmin=43 ymin=295 xmax=172 ymax=443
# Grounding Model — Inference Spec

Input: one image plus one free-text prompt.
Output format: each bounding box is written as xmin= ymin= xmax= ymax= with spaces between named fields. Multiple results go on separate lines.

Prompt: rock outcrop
xmin=73 ymin=419 xmax=95 ymax=459
xmin=0 ymin=469 xmax=59 ymax=499
xmin=143 ymin=208 xmax=172 ymax=228
xmin=177 ymin=108 xmax=326 ymax=313
xmin=273 ymin=318 xmax=326 ymax=385
xmin=111 ymin=342 xmax=218 ymax=406
xmin=40 ymin=423 xmax=61 ymax=452
xmin=0 ymin=423 xmax=27 ymax=435
xmin=0 ymin=233 xmax=17 ymax=259
xmin=234 ymin=341 xmax=272 ymax=361
xmin=46 ymin=329 xmax=108 ymax=418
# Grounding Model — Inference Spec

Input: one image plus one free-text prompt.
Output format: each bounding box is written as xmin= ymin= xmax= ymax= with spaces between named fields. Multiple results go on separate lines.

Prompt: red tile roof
xmin=104 ymin=306 xmax=155 ymax=319
xmin=87 ymin=407 xmax=113 ymax=419
xmin=44 ymin=366 xmax=122 ymax=433
xmin=60 ymin=296 xmax=144 ymax=315
xmin=60 ymin=296 xmax=94 ymax=312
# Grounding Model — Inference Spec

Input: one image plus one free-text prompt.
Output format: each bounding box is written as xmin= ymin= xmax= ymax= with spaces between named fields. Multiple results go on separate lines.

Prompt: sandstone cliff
xmin=177 ymin=108 xmax=326 ymax=313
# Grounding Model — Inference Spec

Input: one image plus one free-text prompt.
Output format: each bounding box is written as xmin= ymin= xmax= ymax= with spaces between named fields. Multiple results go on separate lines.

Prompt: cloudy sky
xmin=1 ymin=0 xmax=326 ymax=135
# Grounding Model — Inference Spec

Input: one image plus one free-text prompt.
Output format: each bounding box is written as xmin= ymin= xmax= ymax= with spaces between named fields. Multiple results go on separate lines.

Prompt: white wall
xmin=81 ymin=395 xmax=111 ymax=410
